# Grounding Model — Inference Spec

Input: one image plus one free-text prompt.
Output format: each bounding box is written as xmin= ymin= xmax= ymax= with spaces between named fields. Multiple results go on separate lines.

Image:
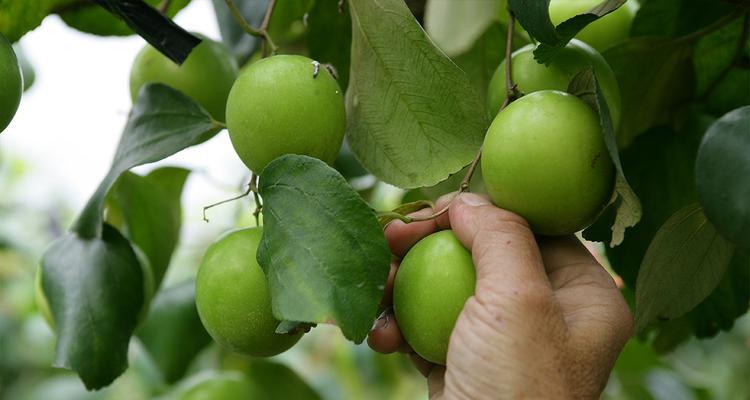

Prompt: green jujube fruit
xmin=548 ymin=0 xmax=639 ymax=52
xmin=487 ymin=39 xmax=621 ymax=129
xmin=0 ymin=33 xmax=22 ymax=134
xmin=225 ymin=55 xmax=346 ymax=173
xmin=393 ymin=230 xmax=476 ymax=365
xmin=195 ymin=227 xmax=302 ymax=357
xmin=129 ymin=35 xmax=238 ymax=121
xmin=481 ymin=90 xmax=614 ymax=236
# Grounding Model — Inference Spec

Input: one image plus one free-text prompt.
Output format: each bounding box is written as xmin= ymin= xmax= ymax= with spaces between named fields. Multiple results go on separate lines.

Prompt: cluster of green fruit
xmin=104 ymin=0 xmax=630 ymax=365
xmin=129 ymin=35 xmax=348 ymax=357
xmin=395 ymin=0 xmax=636 ymax=364
xmin=0 ymin=33 xmax=23 ymax=134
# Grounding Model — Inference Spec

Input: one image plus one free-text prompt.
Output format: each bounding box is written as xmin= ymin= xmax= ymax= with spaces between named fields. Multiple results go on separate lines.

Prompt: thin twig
xmin=700 ymin=12 xmax=749 ymax=100
xmin=224 ymin=0 xmax=278 ymax=55
xmin=503 ymin=12 xmax=519 ymax=105
xmin=260 ymin=0 xmax=278 ymax=57
xmin=203 ymin=182 xmax=253 ymax=222
xmin=394 ymin=12 xmax=518 ymax=225
xmin=260 ymin=0 xmax=277 ymax=31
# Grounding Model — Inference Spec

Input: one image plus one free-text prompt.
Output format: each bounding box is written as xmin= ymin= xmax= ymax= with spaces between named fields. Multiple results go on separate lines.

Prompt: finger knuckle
xmin=479 ymin=208 xmax=531 ymax=236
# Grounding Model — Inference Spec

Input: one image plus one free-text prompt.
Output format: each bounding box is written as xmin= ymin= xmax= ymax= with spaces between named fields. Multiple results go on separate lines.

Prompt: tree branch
xmin=224 ymin=0 xmax=278 ymax=55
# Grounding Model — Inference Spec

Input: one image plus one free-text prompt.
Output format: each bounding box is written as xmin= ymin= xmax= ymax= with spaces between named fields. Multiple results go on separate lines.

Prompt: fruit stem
xmin=503 ymin=12 xmax=519 ymax=107
xmin=224 ymin=0 xmax=279 ymax=56
xmin=202 ymin=180 xmax=254 ymax=223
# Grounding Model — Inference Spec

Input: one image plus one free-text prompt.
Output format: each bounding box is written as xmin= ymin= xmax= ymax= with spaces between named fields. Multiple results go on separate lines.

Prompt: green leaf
xmin=695 ymin=106 xmax=750 ymax=252
xmin=307 ymin=0 xmax=352 ymax=90
xmin=333 ymin=141 xmax=369 ymax=180
xmin=59 ymin=0 xmax=190 ymax=37
xmin=136 ymin=279 xmax=212 ymax=383
xmin=0 ymin=0 xmax=72 ymax=42
xmin=651 ymin=251 xmax=749 ymax=353
xmin=73 ymin=84 xmax=217 ymax=239
xmin=347 ymin=0 xmax=488 ymax=189
xmin=41 ymin=225 xmax=144 ymax=390
xmin=257 ymin=155 xmax=391 ymax=343
xmin=687 ymin=250 xmax=750 ymax=337
xmin=568 ymin=68 xmax=641 ymax=246
xmin=452 ymin=21 xmax=524 ymax=109
xmin=694 ymin=17 xmax=750 ymax=115
xmin=423 ymin=0 xmax=501 ymax=56
xmin=106 ymin=167 xmax=190 ymax=288
xmin=586 ymin=123 xmax=706 ymax=287
xmin=603 ymin=38 xmax=694 ymax=147
xmin=635 ymin=203 xmax=736 ymax=333
xmin=377 ymin=200 xmax=433 ymax=227
xmin=508 ymin=0 xmax=626 ymax=64
xmin=631 ymin=0 xmax=735 ymax=37
xmin=211 ymin=0 xmax=267 ymax=65
xmin=507 ymin=0 xmax=558 ymax=43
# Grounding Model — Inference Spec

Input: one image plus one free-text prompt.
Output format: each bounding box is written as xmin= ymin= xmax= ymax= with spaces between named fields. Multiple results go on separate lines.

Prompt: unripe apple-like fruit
xmin=0 ymin=33 xmax=22 ymax=134
xmin=393 ymin=230 xmax=476 ymax=365
xmin=129 ymin=35 xmax=238 ymax=122
xmin=225 ymin=55 xmax=346 ymax=173
xmin=487 ymin=39 xmax=621 ymax=129
xmin=195 ymin=227 xmax=302 ymax=357
xmin=549 ymin=0 xmax=639 ymax=52
xmin=482 ymin=90 xmax=614 ymax=236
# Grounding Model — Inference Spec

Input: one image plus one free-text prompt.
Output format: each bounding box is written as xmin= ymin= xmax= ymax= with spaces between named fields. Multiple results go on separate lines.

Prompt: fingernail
xmin=460 ymin=193 xmax=490 ymax=207
xmin=372 ymin=311 xmax=389 ymax=330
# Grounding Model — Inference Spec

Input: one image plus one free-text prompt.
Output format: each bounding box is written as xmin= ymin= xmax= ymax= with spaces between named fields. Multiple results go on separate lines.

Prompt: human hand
xmin=368 ymin=193 xmax=633 ymax=399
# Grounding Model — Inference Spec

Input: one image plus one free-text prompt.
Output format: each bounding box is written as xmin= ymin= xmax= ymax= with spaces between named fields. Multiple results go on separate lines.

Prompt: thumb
xmin=447 ymin=193 xmax=551 ymax=292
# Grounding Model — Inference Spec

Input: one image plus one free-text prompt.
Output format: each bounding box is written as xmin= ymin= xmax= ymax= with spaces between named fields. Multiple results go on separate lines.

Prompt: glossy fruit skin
xmin=548 ymin=0 xmax=639 ymax=52
xmin=0 ymin=33 xmax=22 ymax=134
xmin=393 ymin=230 xmax=476 ymax=365
xmin=482 ymin=90 xmax=614 ymax=236
xmin=487 ymin=39 xmax=621 ymax=129
xmin=129 ymin=35 xmax=238 ymax=121
xmin=195 ymin=227 xmax=302 ymax=357
xmin=226 ymin=55 xmax=346 ymax=173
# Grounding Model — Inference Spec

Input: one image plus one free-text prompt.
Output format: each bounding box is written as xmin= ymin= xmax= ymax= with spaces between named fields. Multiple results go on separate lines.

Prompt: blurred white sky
xmin=0 ymin=1 xmax=253 ymax=276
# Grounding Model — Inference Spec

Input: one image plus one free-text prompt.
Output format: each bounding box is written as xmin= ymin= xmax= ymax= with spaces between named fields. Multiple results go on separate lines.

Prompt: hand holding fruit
xmin=369 ymin=193 xmax=633 ymax=399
